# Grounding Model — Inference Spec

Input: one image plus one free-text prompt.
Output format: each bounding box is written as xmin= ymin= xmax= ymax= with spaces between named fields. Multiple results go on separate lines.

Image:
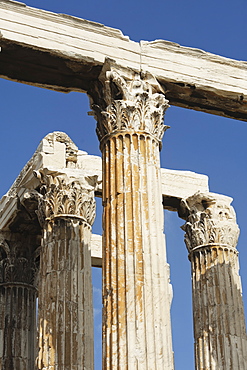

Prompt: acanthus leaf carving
xmin=181 ymin=192 xmax=240 ymax=252
xmin=2 ymin=257 xmax=37 ymax=285
xmin=89 ymin=61 xmax=170 ymax=143
xmin=0 ymin=234 xmax=39 ymax=285
xmin=36 ymin=169 xmax=97 ymax=226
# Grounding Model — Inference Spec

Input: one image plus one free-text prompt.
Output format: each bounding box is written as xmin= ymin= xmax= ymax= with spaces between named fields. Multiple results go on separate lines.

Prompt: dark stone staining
xmin=0 ymin=41 xmax=102 ymax=93
xmin=0 ymin=40 xmax=246 ymax=121
xmin=161 ymin=80 xmax=247 ymax=121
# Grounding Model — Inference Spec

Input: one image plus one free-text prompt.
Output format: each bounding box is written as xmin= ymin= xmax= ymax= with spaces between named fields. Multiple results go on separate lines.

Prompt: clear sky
xmin=0 ymin=0 xmax=247 ymax=369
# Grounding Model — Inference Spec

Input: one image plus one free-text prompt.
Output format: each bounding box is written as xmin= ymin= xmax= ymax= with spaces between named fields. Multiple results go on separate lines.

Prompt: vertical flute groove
xmin=182 ymin=192 xmax=247 ymax=370
xmin=37 ymin=173 xmax=96 ymax=370
xmin=101 ymin=132 xmax=173 ymax=369
xmin=0 ymin=233 xmax=38 ymax=370
xmin=89 ymin=64 xmax=173 ymax=369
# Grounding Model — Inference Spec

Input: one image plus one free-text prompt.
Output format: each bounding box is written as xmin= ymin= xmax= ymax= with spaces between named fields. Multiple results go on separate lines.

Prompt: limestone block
xmin=0 ymin=0 xmax=140 ymax=70
xmin=161 ymin=168 xmax=209 ymax=200
xmin=90 ymin=65 xmax=174 ymax=369
xmin=91 ymin=234 xmax=102 ymax=267
xmin=0 ymin=1 xmax=247 ymax=119
xmin=181 ymin=192 xmax=247 ymax=369
xmin=0 ymin=132 xmax=209 ymax=231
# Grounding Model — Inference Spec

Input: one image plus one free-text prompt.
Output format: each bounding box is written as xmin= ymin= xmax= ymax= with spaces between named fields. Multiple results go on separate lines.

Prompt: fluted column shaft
xmin=89 ymin=61 xmax=174 ymax=369
xmin=181 ymin=192 xmax=247 ymax=370
xmin=0 ymin=233 xmax=38 ymax=370
xmin=37 ymin=171 xmax=96 ymax=370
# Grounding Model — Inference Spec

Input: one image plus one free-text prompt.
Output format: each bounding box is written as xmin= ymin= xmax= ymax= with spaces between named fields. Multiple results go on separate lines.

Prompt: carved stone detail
xmin=37 ymin=171 xmax=96 ymax=369
xmin=89 ymin=61 xmax=174 ymax=369
xmin=36 ymin=169 xmax=97 ymax=226
xmin=0 ymin=257 xmax=37 ymax=285
xmin=44 ymin=131 xmax=78 ymax=164
xmin=0 ymin=233 xmax=38 ymax=368
xmin=0 ymin=234 xmax=39 ymax=286
xmin=181 ymin=192 xmax=240 ymax=252
xmin=180 ymin=192 xmax=247 ymax=369
xmin=89 ymin=60 xmax=170 ymax=143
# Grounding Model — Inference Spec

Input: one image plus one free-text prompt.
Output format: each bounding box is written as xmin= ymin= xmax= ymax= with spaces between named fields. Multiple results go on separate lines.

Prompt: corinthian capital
xmin=88 ymin=59 xmax=169 ymax=143
xmin=0 ymin=233 xmax=38 ymax=285
xmin=35 ymin=169 xmax=97 ymax=226
xmin=181 ymin=192 xmax=240 ymax=252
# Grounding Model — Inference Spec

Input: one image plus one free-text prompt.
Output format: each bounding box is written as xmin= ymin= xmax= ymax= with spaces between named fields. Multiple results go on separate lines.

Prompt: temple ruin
xmin=0 ymin=1 xmax=247 ymax=369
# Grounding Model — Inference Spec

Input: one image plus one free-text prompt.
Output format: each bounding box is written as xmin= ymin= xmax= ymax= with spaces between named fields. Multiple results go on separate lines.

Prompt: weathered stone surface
xmin=0 ymin=1 xmax=247 ymax=119
xmin=140 ymin=40 xmax=247 ymax=120
xmin=0 ymin=232 xmax=39 ymax=370
xmin=88 ymin=60 xmax=170 ymax=143
xmin=161 ymin=168 xmax=208 ymax=211
xmin=181 ymin=192 xmax=240 ymax=251
xmin=0 ymin=131 xmax=209 ymax=233
xmin=91 ymin=234 xmax=102 ymax=267
xmin=181 ymin=192 xmax=247 ymax=370
xmin=0 ymin=131 xmax=209 ymax=367
xmin=90 ymin=63 xmax=174 ymax=369
xmin=0 ymin=132 xmax=102 ymax=232
xmin=37 ymin=171 xmax=96 ymax=369
xmin=0 ymin=3 xmax=246 ymax=366
xmin=0 ymin=133 xmax=100 ymax=369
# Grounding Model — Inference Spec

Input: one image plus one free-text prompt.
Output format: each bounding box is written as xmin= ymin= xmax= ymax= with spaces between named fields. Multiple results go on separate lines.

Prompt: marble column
xmin=181 ymin=192 xmax=247 ymax=370
xmin=89 ymin=61 xmax=174 ymax=369
xmin=36 ymin=170 xmax=96 ymax=370
xmin=0 ymin=232 xmax=38 ymax=370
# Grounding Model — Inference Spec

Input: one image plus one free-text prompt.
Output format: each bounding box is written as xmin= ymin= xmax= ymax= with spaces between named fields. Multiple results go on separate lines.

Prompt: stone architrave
xmin=36 ymin=169 xmax=97 ymax=370
xmin=0 ymin=232 xmax=39 ymax=370
xmin=89 ymin=60 xmax=174 ymax=369
xmin=181 ymin=192 xmax=247 ymax=370
xmin=1 ymin=0 xmax=247 ymax=121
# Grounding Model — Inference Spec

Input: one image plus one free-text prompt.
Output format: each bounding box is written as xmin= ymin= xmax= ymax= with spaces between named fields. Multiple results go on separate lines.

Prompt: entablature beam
xmin=0 ymin=0 xmax=246 ymax=120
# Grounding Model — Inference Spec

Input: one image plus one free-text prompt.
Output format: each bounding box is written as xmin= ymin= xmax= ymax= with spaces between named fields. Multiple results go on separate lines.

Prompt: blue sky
xmin=0 ymin=0 xmax=247 ymax=369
